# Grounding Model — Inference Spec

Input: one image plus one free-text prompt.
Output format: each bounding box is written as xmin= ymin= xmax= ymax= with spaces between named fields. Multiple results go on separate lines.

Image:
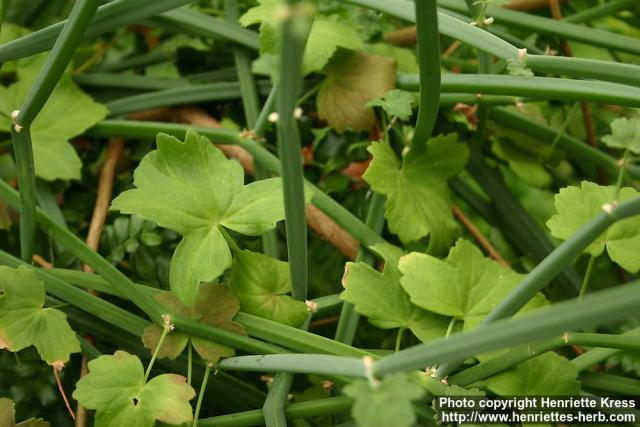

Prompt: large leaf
xmin=0 ymin=56 xmax=108 ymax=181
xmin=480 ymin=352 xmax=580 ymax=395
xmin=73 ymin=351 xmax=195 ymax=427
xmin=111 ymin=130 xmax=286 ymax=304
xmin=343 ymin=373 xmax=425 ymax=427
xmin=317 ymin=50 xmax=396 ymax=132
xmin=230 ymin=249 xmax=308 ymax=327
xmin=399 ymin=239 xmax=547 ymax=330
xmin=341 ymin=244 xmax=449 ymax=342
xmin=0 ymin=266 xmax=80 ymax=365
xmin=362 ymin=134 xmax=468 ymax=253
xmin=141 ymin=283 xmax=245 ymax=363
xmin=547 ymin=181 xmax=640 ymax=273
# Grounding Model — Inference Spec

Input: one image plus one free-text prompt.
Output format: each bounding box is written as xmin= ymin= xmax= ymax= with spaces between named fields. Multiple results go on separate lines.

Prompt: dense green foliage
xmin=0 ymin=0 xmax=640 ymax=426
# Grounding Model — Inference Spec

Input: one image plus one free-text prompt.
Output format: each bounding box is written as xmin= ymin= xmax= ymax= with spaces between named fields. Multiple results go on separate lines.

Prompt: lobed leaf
xmin=73 ymin=351 xmax=195 ymax=427
xmin=547 ymin=181 xmax=640 ymax=272
xmin=341 ymin=244 xmax=449 ymax=342
xmin=0 ymin=266 xmax=80 ymax=365
xmin=111 ymin=129 xmax=286 ymax=304
xmin=362 ymin=134 xmax=468 ymax=253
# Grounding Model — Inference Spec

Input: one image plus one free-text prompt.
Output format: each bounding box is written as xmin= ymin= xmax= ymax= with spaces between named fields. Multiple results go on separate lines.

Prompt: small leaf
xmin=241 ymin=1 xmax=362 ymax=75
xmin=362 ymin=134 xmax=468 ymax=253
xmin=341 ymin=244 xmax=449 ymax=342
xmin=399 ymin=239 xmax=547 ymax=330
xmin=492 ymin=139 xmax=552 ymax=188
xmin=73 ymin=351 xmax=195 ymax=427
xmin=366 ymin=89 xmax=415 ymax=122
xmin=547 ymin=181 xmax=640 ymax=272
xmin=317 ymin=50 xmax=396 ymax=132
xmin=111 ymin=130 xmax=286 ymax=305
xmin=0 ymin=398 xmax=50 ymax=427
xmin=0 ymin=266 xmax=80 ymax=365
xmin=343 ymin=373 xmax=425 ymax=427
xmin=230 ymin=249 xmax=308 ymax=327
xmin=602 ymin=117 xmax=640 ymax=153
xmin=480 ymin=352 xmax=580 ymax=395
xmin=366 ymin=43 xmax=418 ymax=74
xmin=142 ymin=283 xmax=245 ymax=363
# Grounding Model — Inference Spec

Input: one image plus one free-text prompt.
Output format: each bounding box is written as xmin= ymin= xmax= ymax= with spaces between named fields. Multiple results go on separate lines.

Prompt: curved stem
xmin=411 ymin=0 xmax=440 ymax=147
xmin=578 ymin=255 xmax=596 ymax=301
xmin=193 ymin=363 xmax=214 ymax=427
xmin=145 ymin=319 xmax=171 ymax=381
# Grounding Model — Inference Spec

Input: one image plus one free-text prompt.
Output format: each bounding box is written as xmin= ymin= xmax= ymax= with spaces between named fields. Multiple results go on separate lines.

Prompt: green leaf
xmin=230 ymin=249 xmax=308 ymax=327
xmin=73 ymin=350 xmax=195 ymax=427
xmin=480 ymin=352 xmax=580 ymax=395
xmin=317 ymin=50 xmax=396 ymax=132
xmin=111 ymin=130 xmax=286 ymax=304
xmin=303 ymin=19 xmax=363 ymax=74
xmin=0 ymin=56 xmax=108 ymax=181
xmin=492 ymin=139 xmax=552 ymax=188
xmin=0 ymin=266 xmax=80 ymax=365
xmin=366 ymin=43 xmax=418 ymax=74
xmin=341 ymin=244 xmax=449 ymax=342
xmin=602 ymin=117 xmax=640 ymax=153
xmin=240 ymin=1 xmax=362 ymax=75
xmin=343 ymin=373 xmax=425 ymax=427
xmin=547 ymin=181 xmax=640 ymax=273
xmin=366 ymin=89 xmax=415 ymax=122
xmin=0 ymin=398 xmax=50 ymax=427
xmin=362 ymin=134 xmax=468 ymax=253
xmin=142 ymin=283 xmax=245 ymax=363
xmin=399 ymin=240 xmax=547 ymax=330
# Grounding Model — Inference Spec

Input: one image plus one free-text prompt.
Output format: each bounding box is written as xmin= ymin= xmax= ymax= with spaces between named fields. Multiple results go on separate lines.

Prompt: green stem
xmin=220 ymin=354 xmax=366 ymax=377
xmin=225 ymin=0 xmax=279 ymax=259
xmin=0 ymin=179 xmax=165 ymax=322
xmin=434 ymin=194 xmax=640 ymax=377
xmin=444 ymin=318 xmax=456 ymax=338
xmin=397 ymin=73 xmax=640 ymax=107
xmin=395 ymin=328 xmax=406 ymax=353
xmin=578 ymin=255 xmax=596 ymax=301
xmin=198 ymin=397 xmax=353 ymax=427
xmin=263 ymin=372 xmax=294 ymax=427
xmin=411 ymin=0 xmax=441 ymax=146
xmin=193 ymin=363 xmax=214 ymax=427
xmin=11 ymin=128 xmax=36 ymax=262
xmin=374 ymin=280 xmax=640 ymax=377
xmin=549 ymin=102 xmax=580 ymax=152
xmin=188 ymin=340 xmax=193 ymax=386
xmin=145 ymin=317 xmax=171 ymax=381
xmin=580 ymin=372 xmax=640 ymax=395
xmin=11 ymin=0 xmax=98 ymax=262
xmin=614 ymin=149 xmax=630 ymax=200
xmin=572 ymin=327 xmax=640 ymax=371
xmin=566 ymin=0 xmax=636 ymax=23
xmin=275 ymin=3 xmax=313 ymax=301
xmin=334 ymin=191 xmax=386 ymax=344
xmin=564 ymin=332 xmax=640 ymax=351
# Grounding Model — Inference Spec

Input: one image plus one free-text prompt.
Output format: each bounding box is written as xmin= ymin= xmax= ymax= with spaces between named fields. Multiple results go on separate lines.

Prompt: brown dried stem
xmin=452 ymin=204 xmax=509 ymax=267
